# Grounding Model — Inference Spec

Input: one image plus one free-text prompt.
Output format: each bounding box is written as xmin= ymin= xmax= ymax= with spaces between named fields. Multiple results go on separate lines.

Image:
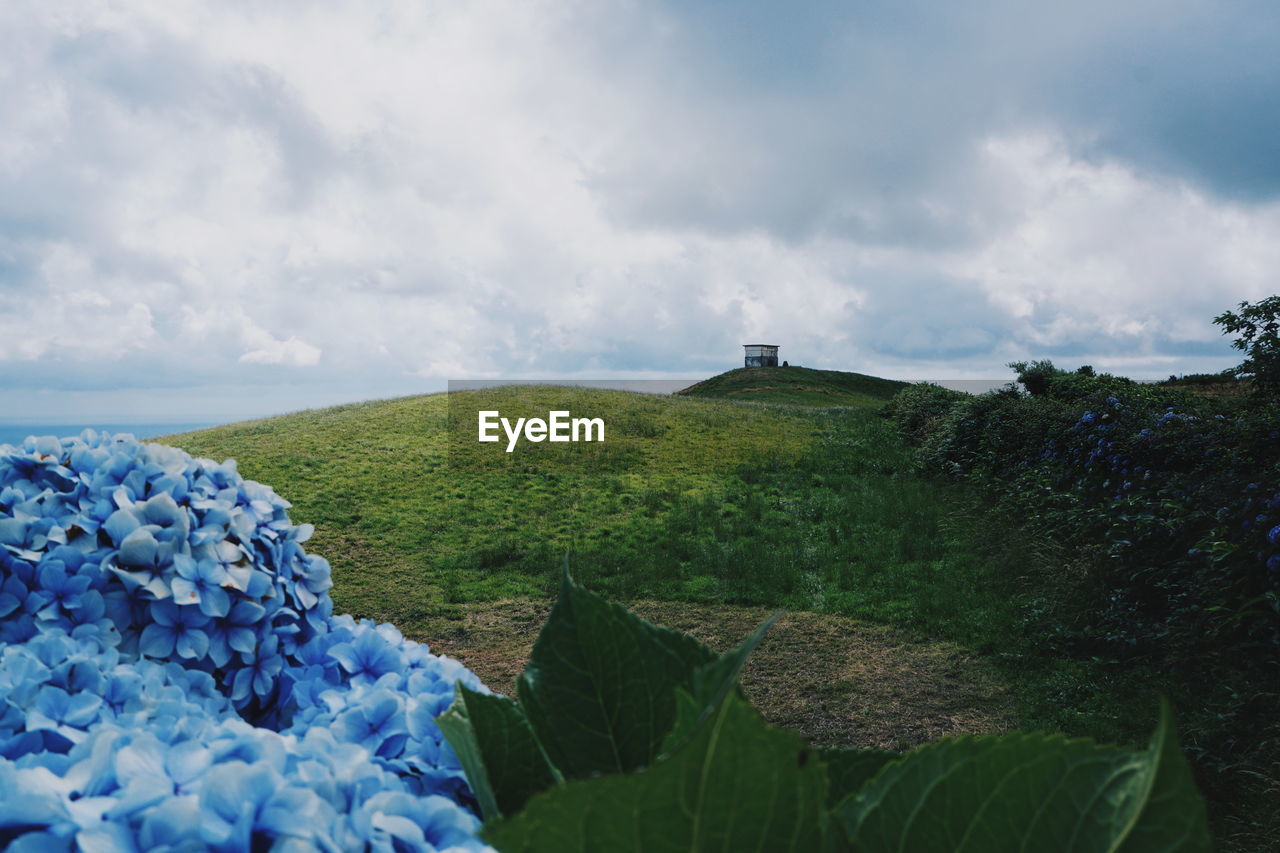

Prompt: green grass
xmin=677 ymin=365 xmax=909 ymax=407
xmin=169 ymin=388 xmax=805 ymax=619
xmin=165 ymin=384 xmax=1003 ymax=642
xmin=164 ymin=382 xmax=1153 ymax=746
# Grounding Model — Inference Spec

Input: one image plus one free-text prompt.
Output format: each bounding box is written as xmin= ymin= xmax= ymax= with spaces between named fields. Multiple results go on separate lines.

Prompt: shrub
xmin=1008 ymin=360 xmax=1138 ymax=402
xmin=897 ymin=384 xmax=1280 ymax=658
xmin=1215 ymin=295 xmax=1280 ymax=398
xmin=879 ymin=383 xmax=967 ymax=445
xmin=886 ymin=367 xmax=1280 ymax=831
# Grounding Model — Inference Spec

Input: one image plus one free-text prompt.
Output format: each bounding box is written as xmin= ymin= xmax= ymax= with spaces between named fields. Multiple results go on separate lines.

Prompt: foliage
xmin=885 ymin=366 xmax=1280 ymax=846
xmin=0 ymin=432 xmax=490 ymax=851
xmin=899 ymin=380 xmax=1280 ymax=661
xmin=1008 ymin=359 xmax=1137 ymax=402
xmin=1159 ymin=370 xmax=1241 ymax=386
xmin=1007 ymin=359 xmax=1060 ymax=397
xmin=1215 ymin=295 xmax=1280 ymax=397
xmin=879 ymin=382 xmax=969 ymax=444
xmin=441 ymin=571 xmax=1211 ymax=852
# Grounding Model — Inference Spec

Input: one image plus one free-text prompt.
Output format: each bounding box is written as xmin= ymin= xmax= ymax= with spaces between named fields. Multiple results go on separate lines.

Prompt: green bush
xmin=886 ymin=364 xmax=1280 ymax=831
xmin=879 ymin=382 xmax=968 ymax=445
xmin=1216 ymin=295 xmax=1280 ymax=398
xmin=903 ymin=382 xmax=1280 ymax=658
xmin=1009 ymin=359 xmax=1138 ymax=402
xmin=1160 ymin=370 xmax=1241 ymax=386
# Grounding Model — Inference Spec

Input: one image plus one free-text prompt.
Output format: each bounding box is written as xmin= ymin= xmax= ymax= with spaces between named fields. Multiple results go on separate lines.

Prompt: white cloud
xmin=955 ymin=133 xmax=1280 ymax=352
xmin=239 ymin=336 xmax=321 ymax=367
xmin=0 ymin=243 xmax=159 ymax=361
xmin=0 ymin=0 xmax=1276 ymax=418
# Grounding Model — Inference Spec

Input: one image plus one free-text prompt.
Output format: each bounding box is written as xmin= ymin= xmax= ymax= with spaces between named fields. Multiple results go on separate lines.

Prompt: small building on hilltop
xmin=743 ymin=344 xmax=779 ymax=368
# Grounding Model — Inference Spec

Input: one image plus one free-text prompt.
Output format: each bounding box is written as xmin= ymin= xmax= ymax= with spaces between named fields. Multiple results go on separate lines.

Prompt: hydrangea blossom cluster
xmin=0 ymin=431 xmax=493 ymax=852
xmin=999 ymin=391 xmax=1280 ymax=660
xmin=1043 ymin=400 xmax=1280 ymax=576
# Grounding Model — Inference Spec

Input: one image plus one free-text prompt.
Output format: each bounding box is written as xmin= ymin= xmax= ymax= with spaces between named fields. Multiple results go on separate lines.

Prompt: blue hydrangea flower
xmin=329 ymin=626 xmax=407 ymax=685
xmin=26 ymin=685 xmax=103 ymax=747
xmin=230 ymin=635 xmax=283 ymax=703
xmin=29 ymin=560 xmax=92 ymax=621
xmin=170 ymin=553 xmax=232 ymax=617
xmin=0 ymin=432 xmax=494 ymax=852
xmin=139 ymin=600 xmax=211 ymax=662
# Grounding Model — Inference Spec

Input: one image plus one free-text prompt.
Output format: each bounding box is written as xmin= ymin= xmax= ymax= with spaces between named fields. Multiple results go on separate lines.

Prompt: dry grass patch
xmin=417 ymin=598 xmax=1015 ymax=752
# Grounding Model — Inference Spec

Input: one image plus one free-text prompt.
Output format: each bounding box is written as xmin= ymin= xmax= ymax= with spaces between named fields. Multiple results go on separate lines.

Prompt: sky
xmin=2 ymin=0 xmax=1279 ymax=422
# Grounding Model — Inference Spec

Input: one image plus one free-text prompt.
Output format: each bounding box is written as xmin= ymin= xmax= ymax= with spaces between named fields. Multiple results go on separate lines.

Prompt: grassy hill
xmin=165 ymin=389 xmax=952 ymax=622
xmin=163 ymin=384 xmax=1007 ymax=648
xmin=677 ymin=365 xmax=910 ymax=407
xmin=160 ymin=383 xmax=1148 ymax=760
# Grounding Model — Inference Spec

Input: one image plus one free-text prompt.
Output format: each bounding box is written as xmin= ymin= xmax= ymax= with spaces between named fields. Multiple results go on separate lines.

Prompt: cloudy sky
xmin=3 ymin=0 xmax=1279 ymax=422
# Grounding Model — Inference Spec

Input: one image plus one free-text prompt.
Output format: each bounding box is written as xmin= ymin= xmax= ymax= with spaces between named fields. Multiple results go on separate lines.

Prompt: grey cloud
xmin=39 ymin=22 xmax=338 ymax=211
xmin=1046 ymin=2 xmax=1280 ymax=201
xmin=590 ymin=0 xmax=1280 ymax=244
xmin=848 ymin=274 xmax=1015 ymax=361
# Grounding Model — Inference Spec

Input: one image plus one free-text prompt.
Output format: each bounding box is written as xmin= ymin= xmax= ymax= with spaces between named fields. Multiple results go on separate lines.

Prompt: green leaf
xmin=1116 ymin=700 xmax=1212 ymax=852
xmin=659 ymin=611 xmax=780 ymax=756
xmin=437 ymin=684 xmax=561 ymax=821
xmin=516 ymin=569 xmax=717 ymax=779
xmin=483 ymin=690 xmax=827 ymax=853
xmin=837 ymin=701 xmax=1211 ymax=852
xmin=818 ymin=747 xmax=899 ymax=808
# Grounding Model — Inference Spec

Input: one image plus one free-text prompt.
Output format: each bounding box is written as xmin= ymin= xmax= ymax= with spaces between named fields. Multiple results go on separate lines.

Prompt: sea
xmin=0 ymin=423 xmax=216 ymax=449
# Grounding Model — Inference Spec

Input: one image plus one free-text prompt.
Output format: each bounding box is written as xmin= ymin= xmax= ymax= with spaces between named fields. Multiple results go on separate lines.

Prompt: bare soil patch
xmin=417 ymin=598 xmax=1015 ymax=751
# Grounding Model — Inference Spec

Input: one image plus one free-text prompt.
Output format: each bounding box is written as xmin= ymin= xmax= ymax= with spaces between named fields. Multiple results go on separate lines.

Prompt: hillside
xmin=167 ymin=388 xmax=802 ymax=617
xmin=677 ymin=365 xmax=910 ymax=406
xmin=157 ymin=384 xmax=1169 ymax=775
xmin=162 ymin=384 xmax=1006 ymax=649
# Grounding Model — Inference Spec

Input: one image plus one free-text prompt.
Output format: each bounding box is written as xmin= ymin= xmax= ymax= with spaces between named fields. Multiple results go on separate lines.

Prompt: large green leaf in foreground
xmin=658 ymin=611 xmax=778 ymax=755
xmin=837 ymin=701 xmax=1210 ymax=852
xmin=483 ymin=689 xmax=828 ymax=853
xmin=818 ymin=747 xmax=900 ymax=808
xmin=515 ymin=569 xmax=716 ymax=780
xmin=436 ymin=685 xmax=559 ymax=821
